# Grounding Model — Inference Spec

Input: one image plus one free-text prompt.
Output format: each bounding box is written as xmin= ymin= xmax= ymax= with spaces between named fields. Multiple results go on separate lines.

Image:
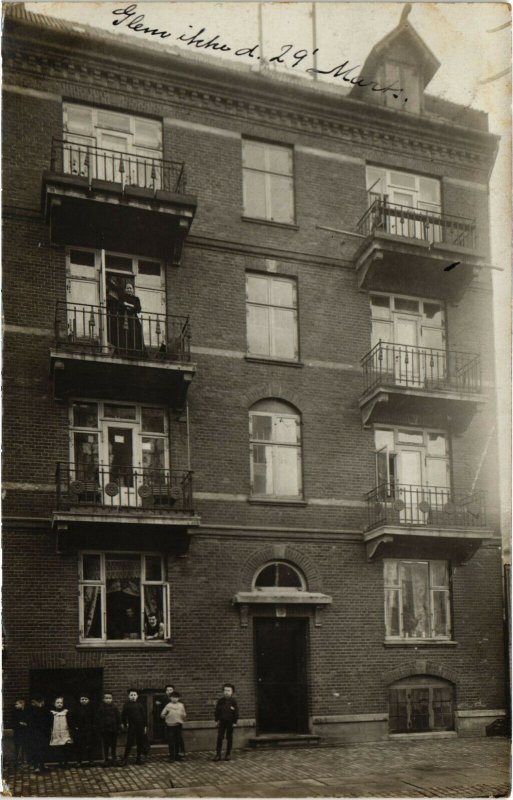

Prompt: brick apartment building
xmin=2 ymin=4 xmax=506 ymax=749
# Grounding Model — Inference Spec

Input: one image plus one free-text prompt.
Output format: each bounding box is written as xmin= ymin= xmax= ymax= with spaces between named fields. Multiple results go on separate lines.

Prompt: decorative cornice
xmin=3 ymin=20 xmax=498 ymax=180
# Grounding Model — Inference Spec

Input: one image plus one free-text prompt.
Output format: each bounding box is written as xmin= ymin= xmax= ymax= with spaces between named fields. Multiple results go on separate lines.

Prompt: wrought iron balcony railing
xmin=55 ymin=302 xmax=191 ymax=363
xmin=50 ymin=137 xmax=187 ymax=194
xmin=361 ymin=342 xmax=481 ymax=395
xmin=356 ymin=195 xmax=476 ymax=250
xmin=366 ymin=483 xmax=486 ymax=530
xmin=56 ymin=462 xmax=194 ymax=513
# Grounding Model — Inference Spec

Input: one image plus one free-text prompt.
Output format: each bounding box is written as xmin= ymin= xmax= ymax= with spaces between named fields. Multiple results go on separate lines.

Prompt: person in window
xmin=106 ymin=274 xmax=122 ymax=351
xmin=144 ymin=614 xmax=164 ymax=640
xmin=122 ymin=607 xmax=140 ymax=640
xmin=119 ymin=283 xmax=145 ymax=356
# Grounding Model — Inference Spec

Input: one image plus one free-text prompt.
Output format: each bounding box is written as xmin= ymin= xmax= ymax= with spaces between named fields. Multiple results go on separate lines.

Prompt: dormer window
xmin=380 ymin=61 xmax=421 ymax=113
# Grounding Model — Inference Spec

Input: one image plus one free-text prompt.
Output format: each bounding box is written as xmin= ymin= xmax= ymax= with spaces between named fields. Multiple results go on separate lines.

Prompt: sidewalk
xmin=3 ymin=737 xmax=510 ymax=798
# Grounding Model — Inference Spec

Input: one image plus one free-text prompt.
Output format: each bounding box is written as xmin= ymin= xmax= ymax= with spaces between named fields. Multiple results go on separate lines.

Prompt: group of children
xmin=11 ymin=683 xmax=239 ymax=770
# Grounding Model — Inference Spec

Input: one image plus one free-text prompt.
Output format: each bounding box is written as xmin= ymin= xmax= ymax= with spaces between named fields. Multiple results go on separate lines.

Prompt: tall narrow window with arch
xmin=249 ymin=400 xmax=303 ymax=499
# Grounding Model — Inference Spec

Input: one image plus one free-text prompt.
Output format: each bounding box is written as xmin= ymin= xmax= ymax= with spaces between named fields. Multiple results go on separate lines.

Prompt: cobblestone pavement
xmin=2 ymin=738 xmax=510 ymax=798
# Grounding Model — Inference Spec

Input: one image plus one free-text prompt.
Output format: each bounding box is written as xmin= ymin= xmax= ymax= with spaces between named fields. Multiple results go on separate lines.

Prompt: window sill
xmin=249 ymin=497 xmax=308 ymax=507
xmin=245 ymin=356 xmax=303 ymax=368
xmin=76 ymin=642 xmax=173 ymax=650
xmin=383 ymin=639 xmax=458 ymax=647
xmin=241 ymin=216 xmax=299 ymax=231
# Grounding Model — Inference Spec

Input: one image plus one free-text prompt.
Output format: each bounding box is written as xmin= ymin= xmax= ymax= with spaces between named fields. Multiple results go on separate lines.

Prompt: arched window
xmin=249 ymin=399 xmax=302 ymax=498
xmin=253 ymin=562 xmax=306 ymax=591
xmin=389 ymin=676 xmax=454 ymax=734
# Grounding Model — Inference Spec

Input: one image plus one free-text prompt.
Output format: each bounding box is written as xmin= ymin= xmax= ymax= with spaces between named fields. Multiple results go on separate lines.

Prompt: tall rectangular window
xmin=79 ymin=552 xmax=170 ymax=642
xmin=242 ymin=140 xmax=294 ymax=224
xmin=246 ymin=273 xmax=298 ymax=360
xmin=249 ymin=401 xmax=302 ymax=498
xmin=384 ymin=559 xmax=451 ymax=640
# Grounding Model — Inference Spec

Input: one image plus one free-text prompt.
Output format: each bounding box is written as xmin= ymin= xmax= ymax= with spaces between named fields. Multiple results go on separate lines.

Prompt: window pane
xmin=252 ymin=444 xmax=273 ymax=495
xmin=432 ymin=687 xmax=453 ymax=729
xmin=274 ymin=445 xmax=300 ymax=496
xmin=106 ymin=555 xmax=141 ymax=640
xmin=138 ymin=260 xmax=161 ymax=277
xmin=105 ymin=254 xmax=133 ymax=272
xmin=431 ymin=561 xmax=448 ymax=587
xmin=69 ymin=249 xmax=95 ymax=268
xmin=247 ymin=274 xmax=270 ymax=304
xmin=385 ymin=588 xmax=400 ymax=636
xmin=277 ymin=563 xmax=302 ymax=588
xmin=82 ymin=554 xmax=101 ymax=581
xmin=65 ymin=104 xmax=93 ymax=135
xmin=384 ymin=560 xmax=399 ymax=586
xmin=395 ymin=298 xmax=419 ymax=313
xmin=104 ymin=403 xmax=136 ymax=420
xmin=247 ymin=304 xmax=271 ymax=356
xmin=270 ymin=279 xmax=296 ymax=308
xmin=74 ymin=432 xmax=99 ymax=482
xmin=397 ymin=429 xmax=423 ymax=445
xmin=134 ymin=119 xmax=161 ymax=149
xmin=82 ymin=585 xmax=102 ymax=639
xmin=142 ymin=437 xmax=165 ymax=474
xmin=141 ymin=407 xmax=165 ymax=433
xmin=366 ymin=167 xmax=385 ymax=194
xmin=271 ymin=307 xmax=297 ymax=359
xmin=145 ymin=555 xmax=162 ymax=582
xmin=370 ymin=294 xmax=390 ymax=319
xmin=252 ymin=415 xmax=273 ymax=442
xmin=274 ymin=416 xmax=299 ymax=444
xmin=268 ymin=145 xmax=293 ymax=175
xmin=143 ymin=586 xmax=165 ymax=639
xmin=390 ymin=170 xmax=416 ymax=190
xmin=243 ymin=170 xmax=267 ymax=219
xmin=400 ymin=562 xmax=429 ymax=638
xmin=419 ymin=177 xmax=441 ymax=206
xmin=97 ymin=109 xmax=131 ymax=133
xmin=374 ymin=429 xmax=394 ymax=451
xmin=432 ymin=590 xmax=450 ymax=637
xmin=73 ymin=401 xmax=98 ymax=428
xmin=242 ymin=140 xmax=266 ymax=170
xmin=269 ymin=175 xmax=294 ymax=223
xmin=423 ymin=302 xmax=443 ymax=326
xmin=255 ymin=564 xmax=277 ymax=587
xmin=427 ymin=433 xmax=446 ymax=457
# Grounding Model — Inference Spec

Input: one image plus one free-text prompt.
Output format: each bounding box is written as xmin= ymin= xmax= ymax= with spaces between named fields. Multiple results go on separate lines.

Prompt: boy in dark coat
xmin=12 ymin=699 xmax=29 ymax=767
xmin=121 ymin=689 xmax=147 ymax=766
xmin=75 ymin=694 xmax=96 ymax=767
xmin=28 ymin=697 xmax=51 ymax=773
xmin=96 ymin=692 xmax=121 ymax=767
xmin=213 ymin=684 xmax=239 ymax=762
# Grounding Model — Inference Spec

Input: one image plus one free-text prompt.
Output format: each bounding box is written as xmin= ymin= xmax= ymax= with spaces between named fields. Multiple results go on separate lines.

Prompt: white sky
xmin=21 ymin=1 xmax=513 ymax=545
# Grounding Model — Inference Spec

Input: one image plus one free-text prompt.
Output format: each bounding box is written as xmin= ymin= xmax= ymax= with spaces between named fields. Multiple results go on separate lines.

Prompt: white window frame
xmin=249 ymin=407 xmax=303 ymax=499
xmin=252 ymin=561 xmax=307 ymax=592
xmin=78 ymin=551 xmax=171 ymax=643
xmin=63 ymin=104 xmax=162 ymax=157
xmin=366 ymin=166 xmax=441 ymax=212
xmin=242 ymin=139 xmax=295 ymax=224
xmin=384 ymin=559 xmax=452 ymax=641
xmin=246 ymin=273 xmax=299 ymax=361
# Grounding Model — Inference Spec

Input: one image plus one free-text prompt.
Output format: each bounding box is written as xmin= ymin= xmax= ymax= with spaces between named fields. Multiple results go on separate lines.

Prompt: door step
xmin=248 ymin=734 xmax=320 ymax=748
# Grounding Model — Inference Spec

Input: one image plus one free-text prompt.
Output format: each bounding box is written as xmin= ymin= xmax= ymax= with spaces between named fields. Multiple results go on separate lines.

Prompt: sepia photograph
xmin=2 ymin=0 xmax=511 ymax=796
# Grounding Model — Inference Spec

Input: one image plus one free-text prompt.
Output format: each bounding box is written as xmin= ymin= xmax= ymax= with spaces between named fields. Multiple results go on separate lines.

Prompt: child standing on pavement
xmin=213 ymin=684 xmax=238 ymax=762
xmin=28 ymin=696 xmax=51 ymax=773
xmin=96 ymin=692 xmax=121 ymax=767
xmin=160 ymin=691 xmax=186 ymax=762
xmin=121 ymin=689 xmax=147 ymax=766
xmin=12 ymin=699 xmax=29 ymax=767
xmin=49 ymin=697 xmax=74 ymax=769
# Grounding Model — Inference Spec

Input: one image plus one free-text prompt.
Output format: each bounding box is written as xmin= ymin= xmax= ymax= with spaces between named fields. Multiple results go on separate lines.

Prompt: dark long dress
xmin=118 ymin=293 xmax=145 ymax=356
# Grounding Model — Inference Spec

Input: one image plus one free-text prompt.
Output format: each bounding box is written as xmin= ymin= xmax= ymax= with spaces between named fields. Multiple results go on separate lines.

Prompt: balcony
xmin=364 ymin=483 xmax=491 ymax=561
xmin=354 ymin=196 xmax=486 ymax=297
xmin=53 ymin=462 xmax=199 ymax=551
xmin=360 ymin=342 xmax=485 ymax=427
xmin=50 ymin=302 xmax=195 ymax=405
xmin=42 ymin=138 xmax=197 ymax=262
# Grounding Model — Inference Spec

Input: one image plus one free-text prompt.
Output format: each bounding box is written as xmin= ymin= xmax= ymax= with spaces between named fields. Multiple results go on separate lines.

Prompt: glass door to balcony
xmin=375 ymin=428 xmax=450 ymax=525
xmin=106 ymin=424 xmax=135 ymax=506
